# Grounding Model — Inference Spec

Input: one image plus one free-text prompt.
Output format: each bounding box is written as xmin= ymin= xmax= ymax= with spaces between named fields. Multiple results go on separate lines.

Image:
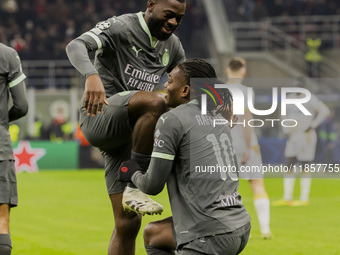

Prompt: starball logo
xmin=200 ymin=83 xmax=312 ymax=128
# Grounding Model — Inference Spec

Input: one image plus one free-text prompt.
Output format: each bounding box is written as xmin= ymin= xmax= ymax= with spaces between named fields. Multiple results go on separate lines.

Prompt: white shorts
xmin=236 ymin=145 xmax=264 ymax=179
xmin=284 ymin=130 xmax=317 ymax=161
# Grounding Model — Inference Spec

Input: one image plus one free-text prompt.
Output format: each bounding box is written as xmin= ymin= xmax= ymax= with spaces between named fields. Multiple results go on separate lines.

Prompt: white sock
xmin=254 ymin=197 xmax=271 ymax=234
xmin=300 ymin=177 xmax=312 ymax=201
xmin=283 ymin=174 xmax=295 ymax=201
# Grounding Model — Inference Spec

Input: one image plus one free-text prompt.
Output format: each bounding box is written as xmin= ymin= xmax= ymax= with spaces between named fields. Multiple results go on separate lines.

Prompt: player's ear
xmin=147 ymin=0 xmax=157 ymax=11
xmin=181 ymin=85 xmax=190 ymax=97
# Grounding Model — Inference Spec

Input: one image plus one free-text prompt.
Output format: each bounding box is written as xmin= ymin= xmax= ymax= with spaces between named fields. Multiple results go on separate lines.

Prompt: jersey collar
xmin=137 ymin=12 xmax=159 ymax=48
xmin=188 ymin=99 xmax=199 ymax=105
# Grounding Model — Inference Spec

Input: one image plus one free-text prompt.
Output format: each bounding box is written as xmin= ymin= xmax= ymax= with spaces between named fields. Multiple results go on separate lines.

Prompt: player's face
xmin=164 ymin=67 xmax=188 ymax=108
xmin=147 ymin=0 xmax=186 ymax=41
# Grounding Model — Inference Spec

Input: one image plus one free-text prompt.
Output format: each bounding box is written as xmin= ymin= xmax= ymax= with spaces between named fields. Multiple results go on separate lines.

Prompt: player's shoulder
xmin=0 ymin=43 xmax=19 ymax=67
xmin=115 ymin=13 xmax=138 ymax=25
xmin=0 ymin=43 xmax=17 ymax=58
xmin=168 ymin=102 xmax=198 ymax=125
xmin=93 ymin=13 xmax=137 ymax=35
xmin=157 ymin=104 xmax=190 ymax=129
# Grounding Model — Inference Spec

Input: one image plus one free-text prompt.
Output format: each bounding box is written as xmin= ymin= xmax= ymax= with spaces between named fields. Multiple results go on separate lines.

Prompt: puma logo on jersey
xmin=160 ymin=117 xmax=168 ymax=124
xmin=132 ymin=46 xmax=142 ymax=57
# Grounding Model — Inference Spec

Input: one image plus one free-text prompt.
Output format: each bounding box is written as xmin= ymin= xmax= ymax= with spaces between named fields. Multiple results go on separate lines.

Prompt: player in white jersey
xmin=226 ymin=57 xmax=271 ymax=239
xmin=274 ymin=78 xmax=330 ymax=206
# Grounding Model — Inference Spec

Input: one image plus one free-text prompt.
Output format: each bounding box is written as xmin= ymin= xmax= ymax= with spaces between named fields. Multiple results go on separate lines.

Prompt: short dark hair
xmin=228 ymin=57 xmax=246 ymax=72
xmin=177 ymin=59 xmax=217 ymax=85
xmin=178 ymin=59 xmax=232 ymax=115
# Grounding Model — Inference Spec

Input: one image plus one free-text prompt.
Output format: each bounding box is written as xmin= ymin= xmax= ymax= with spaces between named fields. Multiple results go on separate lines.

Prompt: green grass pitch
xmin=12 ymin=170 xmax=340 ymax=255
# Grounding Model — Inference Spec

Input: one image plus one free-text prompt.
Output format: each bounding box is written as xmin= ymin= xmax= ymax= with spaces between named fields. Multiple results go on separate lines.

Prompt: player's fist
xmin=118 ymin=159 xmax=141 ymax=182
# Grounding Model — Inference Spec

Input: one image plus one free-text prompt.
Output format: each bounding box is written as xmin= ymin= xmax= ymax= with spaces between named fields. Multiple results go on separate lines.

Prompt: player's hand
xmin=118 ymin=159 xmax=142 ymax=182
xmin=84 ymin=74 xmax=108 ymax=116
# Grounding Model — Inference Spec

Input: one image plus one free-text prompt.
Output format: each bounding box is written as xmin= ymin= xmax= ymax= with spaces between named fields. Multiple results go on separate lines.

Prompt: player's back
xmin=164 ymin=101 xmax=250 ymax=246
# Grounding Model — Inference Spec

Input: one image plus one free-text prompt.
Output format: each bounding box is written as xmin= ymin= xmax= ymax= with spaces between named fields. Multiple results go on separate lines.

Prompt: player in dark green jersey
xmin=66 ymin=0 xmax=186 ymax=254
xmin=119 ymin=59 xmax=251 ymax=255
xmin=0 ymin=43 xmax=28 ymax=255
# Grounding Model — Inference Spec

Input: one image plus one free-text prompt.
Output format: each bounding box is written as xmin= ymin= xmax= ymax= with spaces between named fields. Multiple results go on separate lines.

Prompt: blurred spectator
xmin=225 ymin=0 xmax=340 ymax=21
xmin=315 ymin=112 xmax=338 ymax=163
xmin=0 ymin=0 xmax=204 ymax=60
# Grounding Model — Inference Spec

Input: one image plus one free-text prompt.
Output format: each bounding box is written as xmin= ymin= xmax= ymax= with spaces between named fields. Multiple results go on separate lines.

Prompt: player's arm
xmin=7 ymin=50 xmax=28 ymax=122
xmin=131 ymin=157 xmax=174 ymax=195
xmin=9 ymin=82 xmax=28 ymax=122
xmin=119 ymin=112 xmax=181 ymax=195
xmin=65 ymin=18 xmax=121 ymax=115
xmin=309 ymin=99 xmax=331 ymax=130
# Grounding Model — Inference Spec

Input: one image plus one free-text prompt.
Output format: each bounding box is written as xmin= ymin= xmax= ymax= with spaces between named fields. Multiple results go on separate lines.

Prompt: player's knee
xmin=115 ymin=214 xmax=141 ymax=237
xmin=143 ymin=222 xmax=159 ymax=246
xmin=148 ymin=95 xmax=167 ymax=118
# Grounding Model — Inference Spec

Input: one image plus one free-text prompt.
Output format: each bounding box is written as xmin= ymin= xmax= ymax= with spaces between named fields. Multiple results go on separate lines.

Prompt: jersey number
xmin=206 ymin=133 xmax=238 ymax=181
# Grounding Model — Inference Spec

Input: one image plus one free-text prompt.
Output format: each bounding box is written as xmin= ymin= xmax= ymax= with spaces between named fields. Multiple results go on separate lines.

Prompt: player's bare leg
xmin=122 ymin=92 xmax=167 ymax=215
xmin=0 ymin=204 xmax=12 ymax=255
xmin=273 ymin=157 xmax=297 ymax=207
xmin=144 ymin=217 xmax=176 ymax=255
xmin=292 ymin=161 xmax=311 ymax=206
xmin=108 ymin=193 xmax=142 ymax=255
xmin=249 ymin=179 xmax=271 ymax=239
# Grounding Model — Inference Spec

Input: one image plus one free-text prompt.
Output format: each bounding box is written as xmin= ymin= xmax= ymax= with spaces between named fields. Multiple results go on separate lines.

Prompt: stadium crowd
xmin=225 ymin=0 xmax=340 ymax=22
xmin=0 ymin=0 xmax=207 ymax=60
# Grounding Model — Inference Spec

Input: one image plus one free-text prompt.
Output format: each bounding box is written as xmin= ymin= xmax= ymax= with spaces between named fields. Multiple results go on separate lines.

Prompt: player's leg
xmin=104 ymin=144 xmax=144 ymax=255
xmin=108 ymin=193 xmax=142 ymax=255
xmin=272 ymin=156 xmax=296 ymax=206
xmin=273 ymin=134 xmax=298 ymax=206
xmin=293 ymin=130 xmax=316 ymax=206
xmin=0 ymin=204 xmax=11 ymax=255
xmin=122 ymin=91 xmax=167 ymax=215
xmin=144 ymin=217 xmax=176 ymax=255
xmin=292 ymin=160 xmax=311 ymax=206
xmin=249 ymin=179 xmax=271 ymax=239
xmin=128 ymin=91 xmax=167 ymax=155
xmin=0 ymin=160 xmax=17 ymax=255
xmin=177 ymin=222 xmax=251 ymax=255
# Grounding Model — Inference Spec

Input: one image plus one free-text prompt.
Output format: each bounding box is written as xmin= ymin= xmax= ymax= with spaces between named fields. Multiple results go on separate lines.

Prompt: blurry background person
xmin=226 ymin=57 xmax=272 ymax=239
xmin=273 ymin=78 xmax=330 ymax=206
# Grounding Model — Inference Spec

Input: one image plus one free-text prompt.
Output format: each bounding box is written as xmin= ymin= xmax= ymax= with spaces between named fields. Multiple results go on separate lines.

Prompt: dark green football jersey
xmin=77 ymin=12 xmax=185 ymax=97
xmin=150 ymin=100 xmax=250 ymax=246
xmin=0 ymin=43 xmax=26 ymax=160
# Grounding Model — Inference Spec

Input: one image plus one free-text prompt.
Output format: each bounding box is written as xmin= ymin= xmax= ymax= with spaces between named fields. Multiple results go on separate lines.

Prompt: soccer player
xmin=226 ymin=57 xmax=272 ymax=239
xmin=0 ymin=43 xmax=29 ymax=255
xmin=273 ymin=78 xmax=330 ymax=206
xmin=65 ymin=1 xmax=186 ymax=254
xmin=119 ymin=59 xmax=251 ymax=255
